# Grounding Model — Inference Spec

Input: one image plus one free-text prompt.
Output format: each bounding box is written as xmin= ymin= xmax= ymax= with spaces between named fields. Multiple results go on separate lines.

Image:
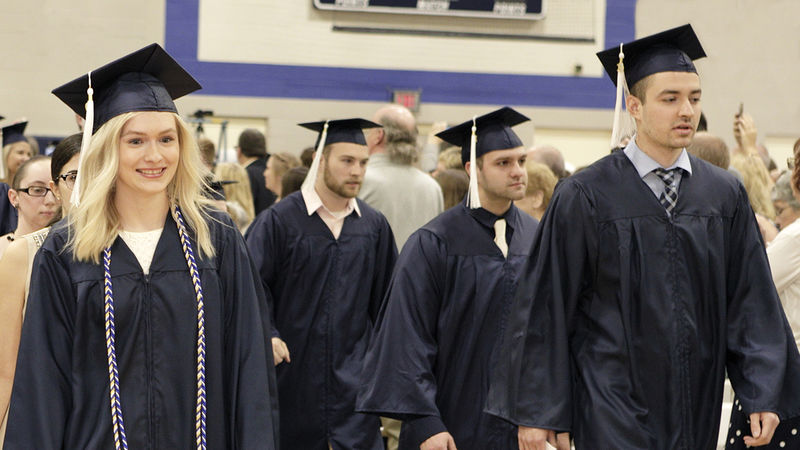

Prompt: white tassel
xmin=301 ymin=120 xmax=328 ymax=196
xmin=71 ymin=71 xmax=94 ymax=206
xmin=467 ymin=117 xmax=481 ymax=209
xmin=610 ymin=44 xmax=636 ymax=150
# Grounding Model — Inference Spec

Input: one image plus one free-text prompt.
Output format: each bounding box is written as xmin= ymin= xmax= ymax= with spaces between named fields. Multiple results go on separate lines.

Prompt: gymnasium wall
xmin=1 ymin=0 xmax=797 ymax=169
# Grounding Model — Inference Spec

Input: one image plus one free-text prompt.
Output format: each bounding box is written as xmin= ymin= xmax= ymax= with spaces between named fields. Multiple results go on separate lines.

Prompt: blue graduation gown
xmin=357 ymin=202 xmax=538 ymax=450
xmin=5 ymin=212 xmax=279 ymax=449
xmin=0 ymin=182 xmax=17 ymax=235
xmin=245 ymin=191 xmax=397 ymax=450
xmin=486 ymin=152 xmax=800 ymax=449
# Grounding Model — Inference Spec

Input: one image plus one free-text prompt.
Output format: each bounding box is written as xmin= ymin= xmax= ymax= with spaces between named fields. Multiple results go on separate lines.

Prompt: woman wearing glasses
xmin=0 ymin=134 xmax=80 ymax=446
xmin=0 ymin=156 xmax=58 ymax=259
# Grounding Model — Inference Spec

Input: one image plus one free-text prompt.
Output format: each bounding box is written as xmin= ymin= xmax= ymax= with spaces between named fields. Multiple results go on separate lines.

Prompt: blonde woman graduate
xmin=4 ymin=44 xmax=278 ymax=449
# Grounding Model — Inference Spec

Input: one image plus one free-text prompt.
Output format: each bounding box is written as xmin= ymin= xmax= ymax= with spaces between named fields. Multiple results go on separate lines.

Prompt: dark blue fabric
xmin=5 ymin=211 xmax=278 ymax=449
xmin=486 ymin=151 xmax=800 ymax=449
xmin=0 ymin=182 xmax=18 ymax=235
xmin=357 ymin=202 xmax=538 ymax=450
xmin=246 ymin=191 xmax=397 ymax=449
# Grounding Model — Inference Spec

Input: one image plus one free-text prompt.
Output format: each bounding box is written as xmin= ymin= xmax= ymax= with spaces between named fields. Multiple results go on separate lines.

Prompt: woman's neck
xmin=115 ymin=191 xmax=170 ymax=232
xmin=13 ymin=218 xmax=39 ymax=236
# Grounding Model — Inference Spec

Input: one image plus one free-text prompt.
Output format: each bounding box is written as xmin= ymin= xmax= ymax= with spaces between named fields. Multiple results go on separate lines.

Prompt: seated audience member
xmin=772 ymin=171 xmax=800 ymax=232
xmin=280 ymin=166 xmax=307 ymax=199
xmin=213 ymin=162 xmax=256 ymax=233
xmin=516 ymin=161 xmax=557 ymax=220
xmin=264 ymin=152 xmax=301 ymax=201
xmin=687 ymin=131 xmax=730 ymax=169
xmin=757 ymin=171 xmax=800 ymax=244
xmin=0 ymin=135 xmax=80 ymax=444
xmin=0 ymin=156 xmax=57 ymax=259
xmin=433 ymin=168 xmax=469 ymax=210
xmin=528 ymin=144 xmax=569 ymax=179
xmin=432 ymin=146 xmax=462 ymax=176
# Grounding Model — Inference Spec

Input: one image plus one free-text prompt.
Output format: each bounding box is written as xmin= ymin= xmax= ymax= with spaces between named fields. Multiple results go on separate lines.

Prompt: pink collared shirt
xmin=302 ymin=187 xmax=361 ymax=239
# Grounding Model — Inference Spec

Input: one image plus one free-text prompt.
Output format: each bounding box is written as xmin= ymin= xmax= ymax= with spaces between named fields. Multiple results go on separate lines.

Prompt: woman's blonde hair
xmin=213 ymin=162 xmax=255 ymax=224
xmin=730 ymin=153 xmax=775 ymax=220
xmin=270 ymin=152 xmax=301 ymax=180
xmin=68 ymin=112 xmax=215 ymax=263
xmin=2 ymin=141 xmax=33 ymax=182
xmin=525 ymin=161 xmax=558 ymax=208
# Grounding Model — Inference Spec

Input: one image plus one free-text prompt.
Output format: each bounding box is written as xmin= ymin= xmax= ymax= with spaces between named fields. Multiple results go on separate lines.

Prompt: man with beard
xmin=487 ymin=25 xmax=800 ymax=450
xmin=246 ymin=118 xmax=398 ymax=449
xmin=357 ymin=107 xmax=538 ymax=450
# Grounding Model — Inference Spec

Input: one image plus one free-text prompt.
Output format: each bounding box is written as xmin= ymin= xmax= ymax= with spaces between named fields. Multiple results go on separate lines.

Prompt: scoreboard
xmin=314 ymin=0 xmax=545 ymax=20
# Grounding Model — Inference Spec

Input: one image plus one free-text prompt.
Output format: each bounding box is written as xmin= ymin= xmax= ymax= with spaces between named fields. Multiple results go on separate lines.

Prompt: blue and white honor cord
xmin=103 ymin=205 xmax=207 ymax=450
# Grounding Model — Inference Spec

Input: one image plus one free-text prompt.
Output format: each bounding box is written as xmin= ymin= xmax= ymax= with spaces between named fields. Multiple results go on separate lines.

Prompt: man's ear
xmin=627 ymin=94 xmax=642 ymax=120
xmin=464 ymin=160 xmax=471 ymax=175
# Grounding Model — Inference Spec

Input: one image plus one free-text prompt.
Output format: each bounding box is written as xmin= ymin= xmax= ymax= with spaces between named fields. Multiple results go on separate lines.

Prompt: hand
xmin=271 ymin=337 xmax=291 ymax=366
xmin=733 ymin=112 xmax=758 ymax=154
xmin=420 ymin=431 xmax=457 ymax=450
xmin=743 ymin=411 xmax=780 ymax=447
xmin=518 ymin=426 xmax=570 ymax=450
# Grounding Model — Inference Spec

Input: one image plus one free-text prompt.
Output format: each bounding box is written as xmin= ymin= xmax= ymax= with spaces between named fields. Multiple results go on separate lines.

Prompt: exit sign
xmin=393 ymin=90 xmax=421 ymax=112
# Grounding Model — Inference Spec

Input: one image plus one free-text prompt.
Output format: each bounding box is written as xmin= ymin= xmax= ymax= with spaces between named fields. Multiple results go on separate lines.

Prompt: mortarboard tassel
xmin=610 ymin=44 xmax=636 ymax=150
xmin=301 ymin=120 xmax=328 ymax=195
xmin=71 ymin=71 xmax=94 ymax=206
xmin=467 ymin=117 xmax=481 ymax=209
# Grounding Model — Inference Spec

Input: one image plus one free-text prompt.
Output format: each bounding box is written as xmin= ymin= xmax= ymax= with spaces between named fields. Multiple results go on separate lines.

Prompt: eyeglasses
xmin=57 ymin=170 xmax=78 ymax=189
xmin=16 ymin=186 xmax=54 ymax=197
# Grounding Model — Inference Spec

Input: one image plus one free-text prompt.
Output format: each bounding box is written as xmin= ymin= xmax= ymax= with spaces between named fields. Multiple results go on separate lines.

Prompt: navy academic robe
xmin=0 ymin=182 xmax=17 ymax=235
xmin=357 ymin=202 xmax=538 ymax=450
xmin=245 ymin=191 xmax=397 ymax=450
xmin=486 ymin=152 xmax=800 ymax=449
xmin=5 ymin=212 xmax=279 ymax=449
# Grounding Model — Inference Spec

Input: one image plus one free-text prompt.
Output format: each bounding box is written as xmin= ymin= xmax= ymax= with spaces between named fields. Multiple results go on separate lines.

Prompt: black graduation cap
xmin=2 ymin=121 xmax=28 ymax=147
xmin=299 ymin=118 xmax=381 ymax=148
xmin=596 ymin=24 xmax=706 ymax=87
xmin=436 ymin=107 xmax=530 ymax=165
xmin=298 ymin=118 xmax=381 ymax=193
xmin=51 ymin=43 xmax=201 ymax=133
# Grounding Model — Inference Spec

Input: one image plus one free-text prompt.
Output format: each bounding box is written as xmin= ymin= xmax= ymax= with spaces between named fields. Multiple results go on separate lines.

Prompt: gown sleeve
xmin=244 ymin=211 xmax=283 ymax=339
xmin=218 ymin=221 xmax=280 ymax=449
xmin=725 ymin=184 xmax=800 ymax=419
xmin=485 ymin=179 xmax=596 ymax=432
xmin=368 ymin=217 xmax=398 ymax=324
xmin=356 ymin=229 xmax=448 ymax=445
xmin=4 ymin=243 xmax=75 ymax=448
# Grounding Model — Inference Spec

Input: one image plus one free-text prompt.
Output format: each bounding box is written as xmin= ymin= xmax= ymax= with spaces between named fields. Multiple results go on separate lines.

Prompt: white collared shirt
xmin=302 ymin=186 xmax=361 ymax=239
xmin=623 ymin=138 xmax=693 ymax=201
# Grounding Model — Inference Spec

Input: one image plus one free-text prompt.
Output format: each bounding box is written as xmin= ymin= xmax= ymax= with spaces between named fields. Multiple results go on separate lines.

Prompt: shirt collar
xmin=623 ymin=137 xmax=693 ymax=179
xmin=463 ymin=199 xmax=518 ymax=231
xmin=302 ymin=186 xmax=362 ymax=217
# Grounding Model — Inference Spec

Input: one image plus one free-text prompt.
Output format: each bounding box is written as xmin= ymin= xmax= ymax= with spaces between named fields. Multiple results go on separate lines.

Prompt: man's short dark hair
xmin=238 ymin=129 xmax=267 ymax=158
xmin=629 ymin=76 xmax=651 ymax=103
